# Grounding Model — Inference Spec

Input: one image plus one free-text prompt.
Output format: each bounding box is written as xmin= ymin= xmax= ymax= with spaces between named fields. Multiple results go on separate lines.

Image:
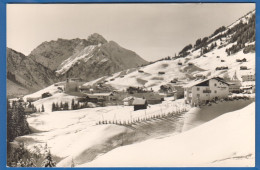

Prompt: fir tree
xmin=71 ymin=99 xmax=75 ymax=110
xmin=52 ymin=102 xmax=55 ymax=112
xmin=41 ymin=105 xmax=45 ymax=112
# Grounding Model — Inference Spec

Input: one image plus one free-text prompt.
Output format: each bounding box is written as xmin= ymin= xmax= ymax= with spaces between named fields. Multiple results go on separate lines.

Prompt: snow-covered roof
xmin=184 ymin=77 xmax=229 ymax=88
xmin=132 ymin=98 xmax=147 ymax=105
xmin=87 ymin=93 xmax=113 ymax=97
xmin=122 ymin=97 xmax=135 ymax=102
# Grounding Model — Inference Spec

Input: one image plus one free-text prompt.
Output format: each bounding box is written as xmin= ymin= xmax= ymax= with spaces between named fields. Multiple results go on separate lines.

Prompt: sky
xmin=7 ymin=3 xmax=255 ymax=61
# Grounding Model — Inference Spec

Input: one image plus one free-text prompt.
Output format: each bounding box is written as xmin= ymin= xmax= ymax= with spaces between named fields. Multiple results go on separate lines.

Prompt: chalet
xmin=241 ymin=58 xmax=247 ymax=62
xmin=26 ymin=97 xmax=41 ymax=102
xmin=24 ymin=108 xmax=35 ymax=114
xmin=132 ymin=92 xmax=164 ymax=104
xmin=160 ymin=84 xmax=184 ymax=99
xmin=79 ymin=85 xmax=91 ymax=93
xmin=215 ymin=66 xmax=228 ymax=71
xmin=241 ymin=74 xmax=255 ymax=82
xmin=236 ymin=58 xmax=247 ymax=62
xmin=110 ymin=78 xmax=115 ymax=81
xmin=132 ymin=98 xmax=148 ymax=111
xmin=86 ymin=92 xmax=114 ymax=102
xmin=42 ymin=92 xmax=52 ymax=98
xmin=184 ymin=77 xmax=229 ymax=106
xmin=173 ymin=86 xmax=185 ymax=99
xmin=123 ymin=97 xmax=135 ymax=106
xmin=240 ymin=66 xmax=248 ymax=70
xmin=178 ymin=62 xmax=182 ymax=65
xmin=170 ymin=79 xmax=178 ymax=83
xmin=158 ymin=71 xmax=165 ymax=75
xmin=188 ymin=63 xmax=193 ymax=66
xmin=65 ymin=78 xmax=84 ymax=92
xmin=195 ymin=74 xmax=206 ymax=79
xmin=216 ymin=56 xmax=220 ymax=58
xmin=85 ymin=95 xmax=99 ymax=103
xmin=138 ymin=70 xmax=144 ymax=73
xmin=221 ymin=60 xmax=225 ymax=62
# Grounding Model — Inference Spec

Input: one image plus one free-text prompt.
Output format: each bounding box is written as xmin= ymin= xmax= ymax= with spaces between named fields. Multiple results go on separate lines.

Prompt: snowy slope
xmin=81 ymin=103 xmax=255 ymax=167
xmin=56 ymin=45 xmax=97 ymax=75
xmin=81 ymin=10 xmax=255 ymax=91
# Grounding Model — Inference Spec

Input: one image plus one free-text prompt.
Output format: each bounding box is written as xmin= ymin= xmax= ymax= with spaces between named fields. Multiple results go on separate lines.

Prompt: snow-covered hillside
xmin=81 ymin=102 xmax=255 ymax=167
xmin=82 ymin=10 xmax=255 ymax=92
xmin=56 ymin=45 xmax=97 ymax=75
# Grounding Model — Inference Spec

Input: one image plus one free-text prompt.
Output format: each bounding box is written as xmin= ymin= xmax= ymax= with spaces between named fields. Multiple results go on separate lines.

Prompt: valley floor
xmin=14 ymin=96 xmax=255 ymax=167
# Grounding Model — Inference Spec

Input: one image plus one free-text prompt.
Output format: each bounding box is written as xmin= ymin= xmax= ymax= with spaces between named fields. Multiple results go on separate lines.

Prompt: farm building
xmin=24 ymin=108 xmax=36 ymax=114
xmin=215 ymin=66 xmax=228 ymax=70
xmin=79 ymin=85 xmax=91 ymax=93
xmin=170 ymin=78 xmax=178 ymax=83
xmin=85 ymin=92 xmax=114 ymax=102
xmin=159 ymin=85 xmax=184 ymax=99
xmin=132 ymin=98 xmax=148 ymax=111
xmin=240 ymin=66 xmax=248 ymax=70
xmin=236 ymin=58 xmax=247 ymax=62
xmin=241 ymin=74 xmax=255 ymax=82
xmin=131 ymin=92 xmax=164 ymax=105
xmin=123 ymin=97 xmax=135 ymax=106
xmin=158 ymin=71 xmax=165 ymax=75
xmin=64 ymin=78 xmax=84 ymax=93
xmin=173 ymin=86 xmax=185 ymax=99
xmin=195 ymin=74 xmax=206 ymax=79
xmin=184 ymin=77 xmax=229 ymax=106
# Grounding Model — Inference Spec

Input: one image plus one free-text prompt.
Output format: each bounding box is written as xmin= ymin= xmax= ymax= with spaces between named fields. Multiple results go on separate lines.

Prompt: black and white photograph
xmin=6 ymin=3 xmax=255 ymax=167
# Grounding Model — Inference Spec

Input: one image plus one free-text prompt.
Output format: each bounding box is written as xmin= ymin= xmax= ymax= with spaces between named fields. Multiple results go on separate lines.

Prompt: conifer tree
xmin=41 ymin=105 xmax=45 ymax=112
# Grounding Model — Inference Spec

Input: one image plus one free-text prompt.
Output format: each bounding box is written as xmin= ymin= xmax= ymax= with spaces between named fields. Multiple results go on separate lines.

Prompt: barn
xmin=133 ymin=98 xmax=148 ymax=111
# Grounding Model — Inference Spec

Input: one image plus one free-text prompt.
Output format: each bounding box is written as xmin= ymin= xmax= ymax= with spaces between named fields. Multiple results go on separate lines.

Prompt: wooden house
xmin=133 ymin=98 xmax=148 ymax=111
xmin=240 ymin=66 xmax=248 ymax=70
xmin=123 ymin=97 xmax=135 ymax=106
xmin=24 ymin=108 xmax=35 ymax=114
xmin=158 ymin=71 xmax=165 ymax=75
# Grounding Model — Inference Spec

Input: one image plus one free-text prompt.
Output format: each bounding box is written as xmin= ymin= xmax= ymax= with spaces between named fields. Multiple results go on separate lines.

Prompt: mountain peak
xmin=87 ymin=33 xmax=107 ymax=45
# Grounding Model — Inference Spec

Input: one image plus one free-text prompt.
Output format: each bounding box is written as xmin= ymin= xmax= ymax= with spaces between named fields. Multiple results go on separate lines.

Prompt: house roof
xmin=184 ymin=77 xmax=229 ymax=88
xmin=123 ymin=97 xmax=135 ymax=102
xmin=132 ymin=98 xmax=147 ymax=105
xmin=86 ymin=93 xmax=113 ymax=97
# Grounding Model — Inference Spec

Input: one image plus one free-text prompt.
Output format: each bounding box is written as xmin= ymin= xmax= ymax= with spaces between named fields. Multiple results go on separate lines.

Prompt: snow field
xmin=81 ymin=102 xmax=255 ymax=167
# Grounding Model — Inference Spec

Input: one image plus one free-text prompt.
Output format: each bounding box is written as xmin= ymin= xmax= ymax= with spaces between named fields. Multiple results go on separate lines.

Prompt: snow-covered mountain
xmin=7 ymin=48 xmax=59 ymax=98
xmin=83 ymin=10 xmax=255 ymax=91
xmin=29 ymin=33 xmax=148 ymax=80
xmin=7 ymin=33 xmax=148 ymax=97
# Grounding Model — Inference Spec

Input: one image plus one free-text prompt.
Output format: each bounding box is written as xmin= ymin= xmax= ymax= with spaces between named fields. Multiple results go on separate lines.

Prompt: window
xmin=215 ymin=90 xmax=217 ymax=93
xmin=197 ymin=87 xmax=200 ymax=91
xmin=214 ymin=83 xmax=217 ymax=87
xmin=197 ymin=94 xmax=200 ymax=97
